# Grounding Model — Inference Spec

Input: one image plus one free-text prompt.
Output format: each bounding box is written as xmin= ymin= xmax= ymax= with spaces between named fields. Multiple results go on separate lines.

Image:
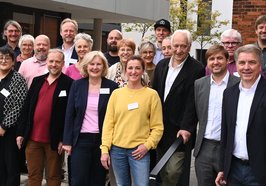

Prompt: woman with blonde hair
xmin=63 ymin=51 xmax=118 ymax=186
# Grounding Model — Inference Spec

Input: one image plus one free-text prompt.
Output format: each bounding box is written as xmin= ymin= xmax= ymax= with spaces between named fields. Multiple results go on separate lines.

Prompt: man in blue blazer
xmin=194 ymin=45 xmax=239 ymax=186
xmin=152 ymin=30 xmax=205 ymax=186
xmin=16 ymin=48 xmax=73 ymax=185
xmin=216 ymin=44 xmax=266 ymax=186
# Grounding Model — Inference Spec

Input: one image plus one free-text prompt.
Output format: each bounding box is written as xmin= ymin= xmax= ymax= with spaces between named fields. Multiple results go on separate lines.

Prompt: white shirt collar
xmin=239 ymin=75 xmax=261 ymax=92
xmin=210 ymin=71 xmax=229 ymax=85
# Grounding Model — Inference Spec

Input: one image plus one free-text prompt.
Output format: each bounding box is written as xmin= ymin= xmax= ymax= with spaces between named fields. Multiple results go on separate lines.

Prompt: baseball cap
xmin=154 ymin=19 xmax=171 ymax=32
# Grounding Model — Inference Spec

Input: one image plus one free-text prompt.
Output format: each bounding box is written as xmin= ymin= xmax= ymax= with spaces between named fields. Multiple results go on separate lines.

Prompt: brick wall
xmin=232 ymin=0 xmax=266 ymax=44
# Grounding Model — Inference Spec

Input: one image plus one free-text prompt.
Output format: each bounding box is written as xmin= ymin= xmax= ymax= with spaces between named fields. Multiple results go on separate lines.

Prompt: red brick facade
xmin=232 ymin=0 xmax=266 ymax=44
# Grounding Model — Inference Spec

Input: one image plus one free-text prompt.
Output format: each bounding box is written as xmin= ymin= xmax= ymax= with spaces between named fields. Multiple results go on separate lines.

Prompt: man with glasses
xmin=2 ymin=20 xmax=22 ymax=57
xmin=206 ymin=29 xmax=242 ymax=76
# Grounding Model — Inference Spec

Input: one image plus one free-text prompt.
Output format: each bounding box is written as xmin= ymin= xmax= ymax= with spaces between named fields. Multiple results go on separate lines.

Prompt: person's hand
xmin=0 ymin=126 xmax=6 ymax=137
xmin=132 ymin=144 xmax=148 ymax=160
xmin=215 ymin=171 xmax=226 ymax=186
xmin=58 ymin=142 xmax=63 ymax=155
xmin=101 ymin=153 xmax=111 ymax=170
xmin=62 ymin=145 xmax=72 ymax=155
xmin=177 ymin=130 xmax=191 ymax=144
xmin=16 ymin=136 xmax=24 ymax=149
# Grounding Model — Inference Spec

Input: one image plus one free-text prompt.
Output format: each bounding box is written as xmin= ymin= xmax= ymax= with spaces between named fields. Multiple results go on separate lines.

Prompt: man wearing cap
xmin=153 ymin=19 xmax=171 ymax=65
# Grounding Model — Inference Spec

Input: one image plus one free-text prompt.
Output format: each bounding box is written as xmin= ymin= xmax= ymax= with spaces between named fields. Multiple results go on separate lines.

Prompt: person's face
xmin=0 ymin=53 xmax=14 ymax=73
xmin=171 ymin=33 xmax=190 ymax=63
xmin=256 ymin=22 xmax=266 ymax=42
xmin=162 ymin=39 xmax=172 ymax=58
xmin=20 ymin=40 xmax=34 ymax=57
xmin=107 ymin=31 xmax=122 ymax=51
xmin=140 ymin=47 xmax=155 ymax=64
xmin=75 ymin=39 xmax=91 ymax=61
xmin=221 ymin=36 xmax=241 ymax=58
xmin=126 ymin=59 xmax=144 ymax=84
xmin=34 ymin=36 xmax=50 ymax=61
xmin=118 ymin=46 xmax=134 ymax=63
xmin=87 ymin=56 xmax=104 ymax=78
xmin=207 ymin=51 xmax=228 ymax=76
xmin=4 ymin=24 xmax=21 ymax=44
xmin=155 ymin=27 xmax=171 ymax=43
xmin=47 ymin=52 xmax=64 ymax=76
xmin=60 ymin=22 xmax=77 ymax=44
xmin=236 ymin=52 xmax=261 ymax=87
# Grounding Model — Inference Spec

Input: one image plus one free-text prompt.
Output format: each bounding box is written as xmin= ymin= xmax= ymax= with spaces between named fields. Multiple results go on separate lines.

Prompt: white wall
xmin=122 ymin=0 xmax=234 ymax=58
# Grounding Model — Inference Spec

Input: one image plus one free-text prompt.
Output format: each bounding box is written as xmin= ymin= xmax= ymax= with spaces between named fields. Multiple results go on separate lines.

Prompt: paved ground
xmin=20 ymin=155 xmax=198 ymax=186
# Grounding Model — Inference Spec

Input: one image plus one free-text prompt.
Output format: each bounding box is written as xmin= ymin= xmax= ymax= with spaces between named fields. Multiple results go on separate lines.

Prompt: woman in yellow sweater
xmin=100 ymin=55 xmax=163 ymax=186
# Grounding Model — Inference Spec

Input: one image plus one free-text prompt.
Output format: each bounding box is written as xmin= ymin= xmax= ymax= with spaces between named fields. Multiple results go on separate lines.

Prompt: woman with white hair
xmin=15 ymin=34 xmax=34 ymax=71
xmin=65 ymin=33 xmax=93 ymax=80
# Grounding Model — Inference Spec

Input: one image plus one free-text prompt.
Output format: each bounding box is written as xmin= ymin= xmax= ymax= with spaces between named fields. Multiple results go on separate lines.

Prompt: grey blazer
xmin=193 ymin=74 xmax=239 ymax=157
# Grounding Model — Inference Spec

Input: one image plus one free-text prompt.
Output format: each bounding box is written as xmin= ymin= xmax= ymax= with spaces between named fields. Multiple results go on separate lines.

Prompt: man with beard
xmin=194 ymin=45 xmax=239 ymax=186
xmin=2 ymin=20 xmax=22 ymax=57
xmin=104 ymin=29 xmax=122 ymax=66
xmin=19 ymin=35 xmax=50 ymax=87
xmin=254 ymin=15 xmax=266 ymax=77
xmin=59 ymin=18 xmax=78 ymax=67
xmin=16 ymin=48 xmax=73 ymax=186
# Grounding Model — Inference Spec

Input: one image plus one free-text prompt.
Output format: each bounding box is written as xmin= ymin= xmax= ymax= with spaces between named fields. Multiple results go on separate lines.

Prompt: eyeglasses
xmin=222 ymin=42 xmax=240 ymax=47
xmin=0 ymin=55 xmax=12 ymax=62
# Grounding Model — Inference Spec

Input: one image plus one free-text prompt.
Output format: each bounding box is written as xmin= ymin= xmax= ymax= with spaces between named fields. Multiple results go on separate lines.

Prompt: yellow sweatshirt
xmin=101 ymin=86 xmax=163 ymax=154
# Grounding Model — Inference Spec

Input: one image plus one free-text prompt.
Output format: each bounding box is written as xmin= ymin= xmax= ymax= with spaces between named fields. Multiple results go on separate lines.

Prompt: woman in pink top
xmin=65 ymin=33 xmax=93 ymax=80
xmin=63 ymin=51 xmax=118 ymax=186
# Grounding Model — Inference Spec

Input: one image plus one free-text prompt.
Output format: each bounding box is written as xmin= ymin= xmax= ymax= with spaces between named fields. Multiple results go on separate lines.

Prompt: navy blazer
xmin=152 ymin=56 xmax=205 ymax=152
xmin=63 ymin=77 xmax=118 ymax=147
xmin=17 ymin=73 xmax=73 ymax=150
xmin=220 ymin=77 xmax=266 ymax=184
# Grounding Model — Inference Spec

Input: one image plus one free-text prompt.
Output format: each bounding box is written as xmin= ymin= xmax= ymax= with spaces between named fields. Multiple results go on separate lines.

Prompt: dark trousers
xmin=195 ymin=138 xmax=221 ymax=186
xmin=0 ymin=127 xmax=20 ymax=186
xmin=227 ymin=156 xmax=261 ymax=186
xmin=71 ymin=133 xmax=107 ymax=186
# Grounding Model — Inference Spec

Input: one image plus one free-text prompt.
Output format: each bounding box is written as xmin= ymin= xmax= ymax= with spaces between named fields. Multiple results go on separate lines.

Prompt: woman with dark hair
xmin=101 ymin=55 xmax=163 ymax=186
xmin=0 ymin=46 xmax=27 ymax=185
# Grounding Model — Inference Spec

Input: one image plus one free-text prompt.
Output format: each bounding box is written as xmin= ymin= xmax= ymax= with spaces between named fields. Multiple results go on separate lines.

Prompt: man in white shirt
xmin=216 ymin=44 xmax=266 ymax=186
xmin=194 ymin=45 xmax=239 ymax=186
xmin=59 ymin=18 xmax=78 ymax=67
xmin=153 ymin=30 xmax=205 ymax=186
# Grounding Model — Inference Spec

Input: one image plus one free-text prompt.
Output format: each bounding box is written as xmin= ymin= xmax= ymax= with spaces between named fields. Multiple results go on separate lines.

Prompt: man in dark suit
xmin=194 ymin=45 xmax=239 ymax=186
xmin=59 ymin=18 xmax=78 ymax=67
xmin=215 ymin=44 xmax=266 ymax=186
xmin=16 ymin=48 xmax=73 ymax=186
xmin=152 ymin=30 xmax=205 ymax=186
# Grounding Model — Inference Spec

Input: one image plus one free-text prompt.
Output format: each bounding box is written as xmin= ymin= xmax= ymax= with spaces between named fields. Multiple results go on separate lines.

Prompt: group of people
xmin=0 ymin=13 xmax=266 ymax=186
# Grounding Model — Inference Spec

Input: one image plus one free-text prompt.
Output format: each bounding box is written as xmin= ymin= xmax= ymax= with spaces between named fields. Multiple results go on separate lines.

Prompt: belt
xmin=203 ymin=138 xmax=220 ymax=144
xmin=232 ymin=155 xmax=249 ymax=165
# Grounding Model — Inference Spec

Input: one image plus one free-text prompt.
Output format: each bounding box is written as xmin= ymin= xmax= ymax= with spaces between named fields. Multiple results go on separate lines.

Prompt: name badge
xmin=128 ymin=102 xmax=139 ymax=110
xmin=100 ymin=88 xmax=110 ymax=94
xmin=69 ymin=59 xmax=78 ymax=65
xmin=59 ymin=90 xmax=67 ymax=97
xmin=1 ymin=88 xmax=10 ymax=97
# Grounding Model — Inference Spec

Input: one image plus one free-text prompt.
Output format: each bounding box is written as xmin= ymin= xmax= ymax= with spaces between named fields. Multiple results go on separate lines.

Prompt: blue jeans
xmin=110 ymin=145 xmax=150 ymax=186
xmin=228 ymin=156 xmax=260 ymax=186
